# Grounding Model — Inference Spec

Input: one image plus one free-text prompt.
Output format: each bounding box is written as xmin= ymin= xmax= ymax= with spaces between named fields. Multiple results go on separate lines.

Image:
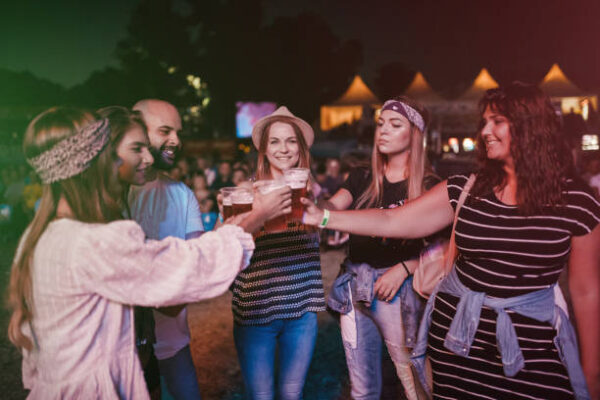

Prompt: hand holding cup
xmin=253 ymin=184 xmax=292 ymax=224
xmin=254 ymin=180 xmax=291 ymax=232
xmin=232 ymin=185 xmax=291 ymax=234
xmin=299 ymin=197 xmax=324 ymax=226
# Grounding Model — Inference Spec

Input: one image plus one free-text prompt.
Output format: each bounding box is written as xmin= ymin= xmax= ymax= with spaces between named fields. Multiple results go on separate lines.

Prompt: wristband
xmin=400 ymin=261 xmax=410 ymax=276
xmin=318 ymin=209 xmax=330 ymax=229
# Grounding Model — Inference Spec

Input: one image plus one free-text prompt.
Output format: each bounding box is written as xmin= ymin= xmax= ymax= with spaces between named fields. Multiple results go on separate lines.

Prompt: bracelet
xmin=400 ymin=261 xmax=410 ymax=276
xmin=318 ymin=209 xmax=330 ymax=229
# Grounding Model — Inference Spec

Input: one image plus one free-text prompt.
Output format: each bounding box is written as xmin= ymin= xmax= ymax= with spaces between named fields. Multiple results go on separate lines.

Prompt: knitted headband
xmin=26 ymin=118 xmax=111 ymax=184
xmin=380 ymin=100 xmax=425 ymax=132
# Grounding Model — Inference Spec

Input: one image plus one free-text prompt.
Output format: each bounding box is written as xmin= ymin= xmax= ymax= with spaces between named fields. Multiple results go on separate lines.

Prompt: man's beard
xmin=149 ymin=144 xmax=180 ymax=171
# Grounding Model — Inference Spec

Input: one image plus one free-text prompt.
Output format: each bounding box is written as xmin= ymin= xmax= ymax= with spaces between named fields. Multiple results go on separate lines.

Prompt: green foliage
xmin=112 ymin=0 xmax=363 ymax=136
xmin=0 ymin=0 xmax=363 ymax=138
xmin=0 ymin=69 xmax=65 ymax=107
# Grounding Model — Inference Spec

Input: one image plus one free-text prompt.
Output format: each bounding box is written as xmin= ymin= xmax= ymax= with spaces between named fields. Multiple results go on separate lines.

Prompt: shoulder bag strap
xmin=444 ymin=174 xmax=476 ymax=272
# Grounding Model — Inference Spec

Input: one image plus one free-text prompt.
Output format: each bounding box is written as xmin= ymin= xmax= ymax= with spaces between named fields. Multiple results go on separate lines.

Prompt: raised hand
xmin=234 ymin=186 xmax=291 ymax=234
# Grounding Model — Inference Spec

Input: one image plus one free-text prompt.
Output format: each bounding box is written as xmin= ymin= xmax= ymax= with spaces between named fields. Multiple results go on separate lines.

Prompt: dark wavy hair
xmin=471 ymin=81 xmax=574 ymax=215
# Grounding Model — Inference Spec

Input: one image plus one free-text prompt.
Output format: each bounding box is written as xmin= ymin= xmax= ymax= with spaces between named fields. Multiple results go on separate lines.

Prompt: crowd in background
xmin=133 ymin=151 xmax=368 ymax=234
xmin=0 ymin=150 xmax=367 ymax=240
xmin=1 ymin=148 xmax=599 ymax=241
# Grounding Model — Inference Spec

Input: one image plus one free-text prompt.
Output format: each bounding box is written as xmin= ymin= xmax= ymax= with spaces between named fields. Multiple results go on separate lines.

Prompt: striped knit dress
xmin=231 ymin=226 xmax=326 ymax=325
xmin=427 ymin=175 xmax=600 ymax=399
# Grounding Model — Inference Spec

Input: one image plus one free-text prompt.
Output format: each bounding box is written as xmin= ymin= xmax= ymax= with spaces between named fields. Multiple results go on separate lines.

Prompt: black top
xmin=341 ymin=167 xmax=443 ymax=268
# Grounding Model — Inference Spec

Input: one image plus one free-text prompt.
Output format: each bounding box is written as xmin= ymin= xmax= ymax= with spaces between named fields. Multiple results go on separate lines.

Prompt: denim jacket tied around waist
xmin=411 ymin=267 xmax=590 ymax=400
xmin=327 ymin=258 xmax=424 ymax=348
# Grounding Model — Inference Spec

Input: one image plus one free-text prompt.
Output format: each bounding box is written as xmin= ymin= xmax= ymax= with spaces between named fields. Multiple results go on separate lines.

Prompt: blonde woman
xmin=323 ymin=96 xmax=442 ymax=399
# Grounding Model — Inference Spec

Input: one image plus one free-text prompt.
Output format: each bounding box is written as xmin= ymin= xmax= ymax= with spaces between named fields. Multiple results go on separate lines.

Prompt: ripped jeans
xmin=341 ymin=267 xmax=420 ymax=400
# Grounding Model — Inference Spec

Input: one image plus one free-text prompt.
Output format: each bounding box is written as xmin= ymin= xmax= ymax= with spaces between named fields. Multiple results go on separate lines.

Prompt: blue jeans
xmin=157 ymin=345 xmax=202 ymax=400
xmin=233 ymin=312 xmax=318 ymax=400
xmin=343 ymin=281 xmax=417 ymax=400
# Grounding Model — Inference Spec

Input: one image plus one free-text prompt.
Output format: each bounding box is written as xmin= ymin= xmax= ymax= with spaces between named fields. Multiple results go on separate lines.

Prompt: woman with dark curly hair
xmin=302 ymin=82 xmax=600 ymax=399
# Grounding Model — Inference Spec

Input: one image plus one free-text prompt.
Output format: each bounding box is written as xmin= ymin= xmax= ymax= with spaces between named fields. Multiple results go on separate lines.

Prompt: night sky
xmin=2 ymin=0 xmax=599 ymax=93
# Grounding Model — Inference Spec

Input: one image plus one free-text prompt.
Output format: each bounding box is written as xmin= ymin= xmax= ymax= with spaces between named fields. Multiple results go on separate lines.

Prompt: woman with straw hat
xmin=231 ymin=106 xmax=325 ymax=400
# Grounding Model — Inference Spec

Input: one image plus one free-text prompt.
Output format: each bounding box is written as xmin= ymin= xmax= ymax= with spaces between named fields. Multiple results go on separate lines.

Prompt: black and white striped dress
xmin=231 ymin=227 xmax=326 ymax=325
xmin=428 ymin=175 xmax=600 ymax=399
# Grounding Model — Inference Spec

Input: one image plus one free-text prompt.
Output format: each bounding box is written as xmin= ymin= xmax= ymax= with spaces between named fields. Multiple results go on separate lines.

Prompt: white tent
xmin=458 ymin=68 xmax=499 ymax=101
xmin=320 ymin=75 xmax=380 ymax=131
xmin=540 ymin=64 xmax=597 ymax=118
xmin=403 ymin=71 xmax=445 ymax=105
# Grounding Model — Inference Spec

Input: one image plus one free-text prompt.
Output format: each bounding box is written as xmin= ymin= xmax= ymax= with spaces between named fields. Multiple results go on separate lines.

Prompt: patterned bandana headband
xmin=380 ymin=100 xmax=425 ymax=132
xmin=27 ymin=118 xmax=111 ymax=184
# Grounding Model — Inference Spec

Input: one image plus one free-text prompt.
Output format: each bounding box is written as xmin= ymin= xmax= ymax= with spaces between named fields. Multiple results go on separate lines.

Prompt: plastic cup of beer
xmin=231 ymin=188 xmax=254 ymax=216
xmin=220 ymin=187 xmax=237 ymax=220
xmin=255 ymin=180 xmax=289 ymax=233
xmin=283 ymin=168 xmax=309 ymax=223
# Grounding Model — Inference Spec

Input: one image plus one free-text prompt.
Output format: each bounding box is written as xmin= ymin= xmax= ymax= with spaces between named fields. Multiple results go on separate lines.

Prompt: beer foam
xmin=287 ymin=181 xmax=306 ymax=189
xmin=231 ymin=190 xmax=254 ymax=203
xmin=256 ymin=180 xmax=286 ymax=194
xmin=223 ymin=198 xmax=232 ymax=206
xmin=284 ymin=169 xmax=309 ymax=179
xmin=283 ymin=168 xmax=309 ymax=189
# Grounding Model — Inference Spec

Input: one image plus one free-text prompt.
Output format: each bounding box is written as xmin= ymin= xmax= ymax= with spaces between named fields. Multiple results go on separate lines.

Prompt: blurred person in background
xmin=584 ymin=158 xmax=600 ymax=199
xmin=191 ymin=172 xmax=211 ymax=204
xmin=200 ymin=195 xmax=219 ymax=231
xmin=211 ymin=160 xmax=234 ymax=190
xmin=232 ymin=167 xmax=249 ymax=187
xmin=322 ymin=157 xmax=344 ymax=198
xmin=195 ymin=155 xmax=216 ymax=187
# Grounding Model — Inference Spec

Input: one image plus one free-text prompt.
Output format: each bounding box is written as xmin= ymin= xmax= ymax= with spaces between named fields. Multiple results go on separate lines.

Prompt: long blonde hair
xmin=7 ymin=107 xmax=123 ymax=350
xmin=355 ymin=96 xmax=431 ymax=209
xmin=255 ymin=116 xmax=312 ymax=180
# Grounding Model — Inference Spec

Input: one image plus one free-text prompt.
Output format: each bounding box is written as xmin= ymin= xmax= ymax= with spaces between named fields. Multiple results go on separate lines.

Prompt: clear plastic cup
xmin=255 ymin=180 xmax=289 ymax=233
xmin=231 ymin=188 xmax=254 ymax=216
xmin=220 ymin=187 xmax=238 ymax=220
xmin=283 ymin=168 xmax=309 ymax=222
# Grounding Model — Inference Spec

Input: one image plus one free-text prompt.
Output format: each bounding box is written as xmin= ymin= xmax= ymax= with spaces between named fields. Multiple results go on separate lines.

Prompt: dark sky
xmin=264 ymin=0 xmax=600 ymax=93
xmin=0 ymin=0 xmax=138 ymax=87
xmin=2 ymin=0 xmax=599 ymax=93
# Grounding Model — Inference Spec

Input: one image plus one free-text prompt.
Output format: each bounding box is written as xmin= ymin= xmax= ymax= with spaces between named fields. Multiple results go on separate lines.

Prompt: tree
xmin=0 ymin=68 xmax=66 ymax=107
xmin=68 ymin=0 xmax=209 ymax=123
xmin=256 ymin=13 xmax=362 ymax=124
xmin=80 ymin=0 xmax=363 ymax=136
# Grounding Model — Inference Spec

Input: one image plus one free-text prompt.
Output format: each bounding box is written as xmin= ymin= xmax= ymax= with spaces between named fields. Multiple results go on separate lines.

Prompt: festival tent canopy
xmin=457 ymin=68 xmax=499 ymax=101
xmin=539 ymin=63 xmax=597 ymax=117
xmin=403 ymin=71 xmax=445 ymax=105
xmin=540 ymin=64 xmax=584 ymax=97
xmin=320 ymin=75 xmax=380 ymax=131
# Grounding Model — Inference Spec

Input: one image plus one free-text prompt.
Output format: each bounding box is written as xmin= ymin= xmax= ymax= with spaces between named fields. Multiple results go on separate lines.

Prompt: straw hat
xmin=251 ymin=106 xmax=314 ymax=149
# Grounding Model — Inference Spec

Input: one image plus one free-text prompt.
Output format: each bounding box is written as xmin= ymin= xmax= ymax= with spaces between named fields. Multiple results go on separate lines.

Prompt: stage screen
xmin=236 ymin=102 xmax=277 ymax=139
